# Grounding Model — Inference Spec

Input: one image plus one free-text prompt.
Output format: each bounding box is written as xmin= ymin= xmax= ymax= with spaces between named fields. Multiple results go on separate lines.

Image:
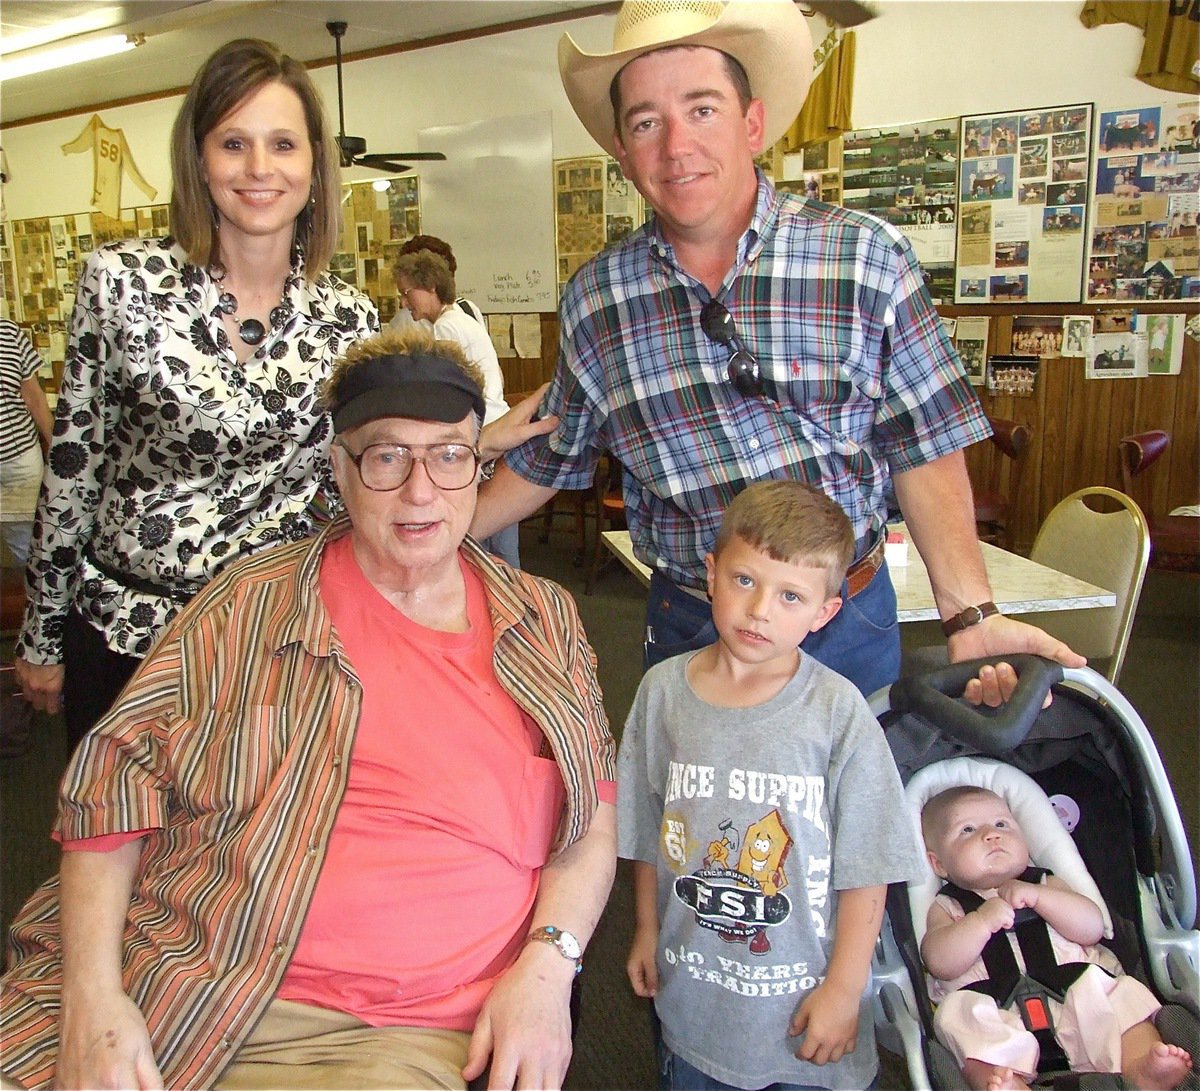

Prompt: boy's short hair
xmin=920 ymin=785 xmax=1002 ymax=844
xmin=714 ymin=481 xmax=854 ymax=598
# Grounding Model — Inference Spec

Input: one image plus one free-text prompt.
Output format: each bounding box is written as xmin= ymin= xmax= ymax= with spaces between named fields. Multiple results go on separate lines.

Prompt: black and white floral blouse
xmin=17 ymin=236 xmax=378 ymax=662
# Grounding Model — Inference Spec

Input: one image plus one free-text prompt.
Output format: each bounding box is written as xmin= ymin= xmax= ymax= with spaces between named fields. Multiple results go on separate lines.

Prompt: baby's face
xmin=926 ymin=792 xmax=1030 ymax=892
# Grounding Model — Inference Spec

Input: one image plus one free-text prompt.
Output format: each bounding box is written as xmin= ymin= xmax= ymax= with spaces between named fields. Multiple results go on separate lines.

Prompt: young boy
xmin=617 ymin=481 xmax=924 ymax=1090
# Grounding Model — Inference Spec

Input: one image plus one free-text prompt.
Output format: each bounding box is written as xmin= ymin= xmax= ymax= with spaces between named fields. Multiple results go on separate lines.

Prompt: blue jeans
xmin=643 ymin=564 xmax=901 ymax=699
xmin=658 ymin=1042 xmax=877 ymax=1091
xmin=478 ymin=522 xmax=520 ymax=568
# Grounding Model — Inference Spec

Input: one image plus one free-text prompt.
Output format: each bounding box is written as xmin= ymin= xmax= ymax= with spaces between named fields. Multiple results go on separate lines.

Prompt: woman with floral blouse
xmin=13 ymin=39 xmax=378 ymax=750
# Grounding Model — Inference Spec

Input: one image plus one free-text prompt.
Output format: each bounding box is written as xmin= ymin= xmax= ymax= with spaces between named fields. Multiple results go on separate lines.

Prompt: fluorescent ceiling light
xmin=0 ymin=33 xmax=143 ymax=83
xmin=0 ymin=7 xmax=126 ymax=55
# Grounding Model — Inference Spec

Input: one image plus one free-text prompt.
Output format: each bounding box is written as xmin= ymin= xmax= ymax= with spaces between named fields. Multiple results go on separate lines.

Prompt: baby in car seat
xmin=920 ymin=785 xmax=1192 ymax=1091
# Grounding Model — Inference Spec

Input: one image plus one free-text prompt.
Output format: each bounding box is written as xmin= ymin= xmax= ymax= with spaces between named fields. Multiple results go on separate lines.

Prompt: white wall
xmin=1 ymin=2 xmax=1191 ymax=222
xmin=849 ymin=1 xmax=1178 ymax=125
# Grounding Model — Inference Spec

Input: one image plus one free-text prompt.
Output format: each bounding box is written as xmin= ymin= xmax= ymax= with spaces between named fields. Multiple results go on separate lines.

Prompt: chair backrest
xmin=1118 ymin=429 xmax=1170 ymax=515
xmin=991 ymin=417 xmax=1032 ymax=502
xmin=973 ymin=418 xmax=1034 ymax=545
xmin=1029 ymin=486 xmax=1150 ymax=684
xmin=991 ymin=416 xmax=1033 ymax=463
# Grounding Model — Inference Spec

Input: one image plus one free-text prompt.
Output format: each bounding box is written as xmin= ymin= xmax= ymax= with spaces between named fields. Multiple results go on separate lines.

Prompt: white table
xmin=600 ymin=525 xmax=1116 ymax=622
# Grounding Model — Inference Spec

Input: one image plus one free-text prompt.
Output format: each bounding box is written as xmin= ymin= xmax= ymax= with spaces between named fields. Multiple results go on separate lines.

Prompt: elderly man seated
xmin=0 ymin=330 xmax=617 ymax=1091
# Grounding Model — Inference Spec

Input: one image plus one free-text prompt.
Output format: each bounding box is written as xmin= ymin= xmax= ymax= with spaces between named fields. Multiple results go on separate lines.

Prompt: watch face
xmin=558 ymin=931 xmax=582 ymax=959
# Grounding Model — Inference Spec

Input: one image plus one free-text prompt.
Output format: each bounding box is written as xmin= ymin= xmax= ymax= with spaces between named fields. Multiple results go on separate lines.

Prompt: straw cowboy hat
xmin=559 ymin=0 xmax=814 ymax=158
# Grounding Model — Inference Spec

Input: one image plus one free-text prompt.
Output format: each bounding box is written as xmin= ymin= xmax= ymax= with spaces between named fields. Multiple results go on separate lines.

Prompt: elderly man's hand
xmin=948 ymin=614 xmax=1085 ymax=706
xmin=478 ymin=384 xmax=558 ymax=463
xmin=462 ymin=943 xmax=574 ymax=1090
xmin=56 ymin=989 xmax=163 ymax=1090
xmin=14 ymin=657 xmax=64 ymax=716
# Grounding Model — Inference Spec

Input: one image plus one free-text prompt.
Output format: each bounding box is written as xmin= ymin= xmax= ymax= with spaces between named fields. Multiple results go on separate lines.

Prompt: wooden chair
xmin=585 ymin=455 xmax=626 ymax=595
xmin=1119 ymin=430 xmax=1200 ymax=574
xmin=1028 ymin=486 xmax=1150 ymax=685
xmin=537 ymin=489 xmax=592 ymax=567
xmin=973 ymin=417 xmax=1033 ymax=550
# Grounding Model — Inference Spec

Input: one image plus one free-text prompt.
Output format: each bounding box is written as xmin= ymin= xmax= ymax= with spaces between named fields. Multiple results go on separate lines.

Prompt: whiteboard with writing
xmin=419 ymin=112 xmax=556 ymax=313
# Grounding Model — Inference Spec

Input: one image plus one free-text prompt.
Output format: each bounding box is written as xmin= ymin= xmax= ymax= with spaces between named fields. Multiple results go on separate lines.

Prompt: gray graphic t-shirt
xmin=617 ymin=653 xmax=923 ymax=1090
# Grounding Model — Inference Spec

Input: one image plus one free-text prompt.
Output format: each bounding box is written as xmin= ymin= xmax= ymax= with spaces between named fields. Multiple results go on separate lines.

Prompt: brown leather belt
xmin=845 ymin=535 xmax=886 ymax=599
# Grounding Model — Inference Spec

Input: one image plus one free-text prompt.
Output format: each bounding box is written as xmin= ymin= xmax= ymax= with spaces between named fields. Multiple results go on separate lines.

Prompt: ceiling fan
xmin=326 ymin=21 xmax=446 ymax=174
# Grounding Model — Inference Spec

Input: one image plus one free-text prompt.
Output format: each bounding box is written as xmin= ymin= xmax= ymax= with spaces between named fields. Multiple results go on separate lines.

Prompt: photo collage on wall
xmin=4 ymin=206 xmax=170 ymax=373
xmin=956 ymin=103 xmax=1093 ymax=303
xmin=841 ymin=118 xmax=959 ymax=301
xmin=1085 ymin=101 xmax=1199 ymax=303
xmin=791 ymin=137 xmax=843 ymax=206
xmin=553 ymin=157 xmax=644 ymax=291
xmin=331 ymin=176 xmax=421 ymax=326
xmin=953 ymin=315 xmax=990 ymax=386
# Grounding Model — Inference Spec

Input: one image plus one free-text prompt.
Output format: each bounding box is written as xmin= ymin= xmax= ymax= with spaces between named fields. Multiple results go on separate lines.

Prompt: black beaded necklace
xmin=209 ymin=263 xmax=290 ymax=347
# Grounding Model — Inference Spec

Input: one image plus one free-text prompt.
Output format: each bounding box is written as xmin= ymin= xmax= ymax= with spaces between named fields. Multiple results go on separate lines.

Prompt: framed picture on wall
xmin=955 ymin=103 xmax=1094 ymax=303
xmin=1085 ymin=100 xmax=1198 ymax=303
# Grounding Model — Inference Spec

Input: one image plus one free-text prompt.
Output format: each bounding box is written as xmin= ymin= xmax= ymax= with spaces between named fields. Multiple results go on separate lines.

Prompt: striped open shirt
xmin=509 ymin=172 xmax=991 ymax=591
xmin=0 ymin=519 xmax=614 ymax=1089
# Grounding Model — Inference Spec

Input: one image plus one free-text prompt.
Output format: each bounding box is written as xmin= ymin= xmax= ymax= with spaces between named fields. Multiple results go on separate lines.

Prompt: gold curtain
xmin=781 ymin=30 xmax=857 ymax=153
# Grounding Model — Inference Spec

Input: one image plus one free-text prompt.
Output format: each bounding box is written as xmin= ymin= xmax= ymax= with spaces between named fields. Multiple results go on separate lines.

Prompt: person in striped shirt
xmin=0 ymin=320 xmax=52 ymax=566
xmin=473 ymin=0 xmax=1084 ymax=703
xmin=0 ymin=329 xmax=617 ymax=1091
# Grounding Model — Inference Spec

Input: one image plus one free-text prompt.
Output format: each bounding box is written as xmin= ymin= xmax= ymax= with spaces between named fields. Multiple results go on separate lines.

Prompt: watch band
xmin=526 ymin=925 xmax=583 ymax=973
xmin=942 ymin=601 xmax=1000 ymax=637
xmin=479 ymin=458 xmax=498 ymax=481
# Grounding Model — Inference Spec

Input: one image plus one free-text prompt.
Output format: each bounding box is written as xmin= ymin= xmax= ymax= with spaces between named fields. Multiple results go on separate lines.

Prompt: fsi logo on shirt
xmin=669 ymin=809 xmax=796 ymax=955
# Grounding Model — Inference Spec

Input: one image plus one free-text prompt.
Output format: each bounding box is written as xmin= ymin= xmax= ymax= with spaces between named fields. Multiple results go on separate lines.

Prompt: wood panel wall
xmin=947 ymin=302 xmax=1199 ymax=554
xmin=499 ymin=312 xmax=559 ymax=406
xmin=501 ymin=303 xmax=1199 ymax=556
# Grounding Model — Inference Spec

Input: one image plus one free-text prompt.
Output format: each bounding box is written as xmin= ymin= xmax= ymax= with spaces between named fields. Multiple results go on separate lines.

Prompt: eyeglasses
xmin=699 ymin=299 xmax=764 ymax=398
xmin=336 ymin=441 xmax=479 ymax=491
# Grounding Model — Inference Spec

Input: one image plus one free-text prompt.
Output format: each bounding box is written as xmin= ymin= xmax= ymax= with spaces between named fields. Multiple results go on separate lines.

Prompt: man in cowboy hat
xmin=473 ymin=0 xmax=1083 ymax=703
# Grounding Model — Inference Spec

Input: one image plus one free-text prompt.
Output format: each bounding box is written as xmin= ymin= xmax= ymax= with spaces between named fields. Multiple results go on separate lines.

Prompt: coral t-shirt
xmin=276 ymin=536 xmax=566 ymax=1028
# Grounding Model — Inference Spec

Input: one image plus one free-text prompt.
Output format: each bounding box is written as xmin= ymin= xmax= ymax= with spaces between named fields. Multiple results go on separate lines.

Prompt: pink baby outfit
xmin=928 ymin=890 xmax=1160 ymax=1077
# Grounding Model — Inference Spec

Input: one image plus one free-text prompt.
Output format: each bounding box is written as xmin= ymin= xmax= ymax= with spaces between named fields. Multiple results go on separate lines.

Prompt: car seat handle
xmin=887 ymin=655 xmax=1063 ymax=755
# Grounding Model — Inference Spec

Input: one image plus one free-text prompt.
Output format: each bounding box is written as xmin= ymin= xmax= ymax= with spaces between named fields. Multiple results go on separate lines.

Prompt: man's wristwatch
xmin=942 ymin=601 xmax=1001 ymax=637
xmin=526 ymin=925 xmax=583 ymax=974
xmin=479 ymin=458 xmax=498 ymax=481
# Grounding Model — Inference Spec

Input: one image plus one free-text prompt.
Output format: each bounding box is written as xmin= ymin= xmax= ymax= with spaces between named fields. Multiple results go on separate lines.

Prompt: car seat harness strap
xmin=939 ymin=867 xmax=1104 ymax=1075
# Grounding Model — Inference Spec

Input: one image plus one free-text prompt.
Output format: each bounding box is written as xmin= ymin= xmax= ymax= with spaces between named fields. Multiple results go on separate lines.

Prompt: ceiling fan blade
xmin=803 ymin=0 xmax=876 ymax=26
xmin=357 ymin=152 xmax=447 ymax=165
xmin=354 ymin=157 xmax=417 ymax=174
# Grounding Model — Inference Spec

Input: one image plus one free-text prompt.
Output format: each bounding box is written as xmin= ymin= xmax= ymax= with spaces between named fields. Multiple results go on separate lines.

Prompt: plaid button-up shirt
xmin=510 ymin=173 xmax=991 ymax=591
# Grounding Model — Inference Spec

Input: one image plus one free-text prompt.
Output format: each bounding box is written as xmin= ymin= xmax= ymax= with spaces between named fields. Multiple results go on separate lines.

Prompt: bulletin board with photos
xmin=1085 ymin=100 xmax=1199 ymax=304
xmin=2 ymin=204 xmax=171 ymax=378
xmin=955 ymin=103 xmax=1094 ymax=304
xmin=553 ymin=157 xmax=645 ymax=291
xmin=331 ymin=175 xmax=422 ymax=327
xmin=840 ymin=118 xmax=959 ymax=302
xmin=793 ymin=137 xmax=842 ymax=205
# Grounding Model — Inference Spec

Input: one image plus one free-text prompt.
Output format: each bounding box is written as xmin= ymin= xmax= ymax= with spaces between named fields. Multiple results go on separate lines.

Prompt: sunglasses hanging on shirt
xmin=699 ymin=299 xmax=765 ymax=399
